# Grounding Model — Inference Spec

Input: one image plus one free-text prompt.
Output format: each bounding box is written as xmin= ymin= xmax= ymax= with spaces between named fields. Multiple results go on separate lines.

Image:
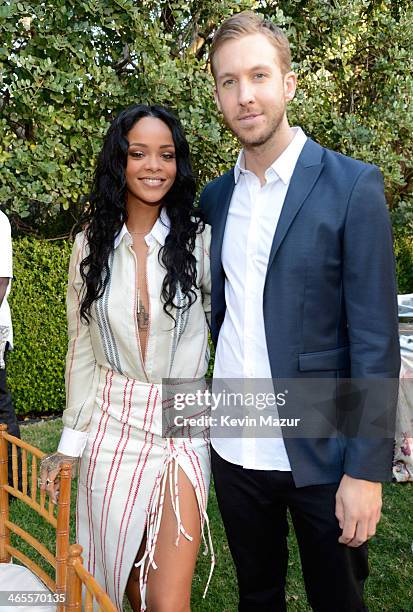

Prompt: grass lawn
xmin=9 ymin=419 xmax=413 ymax=611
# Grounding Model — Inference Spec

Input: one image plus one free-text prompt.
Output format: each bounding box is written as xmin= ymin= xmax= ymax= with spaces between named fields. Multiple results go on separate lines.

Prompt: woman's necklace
xmin=127 ymin=218 xmax=156 ymax=330
xmin=131 ymin=239 xmax=150 ymax=327
xmin=130 ymin=230 xmax=151 ymax=236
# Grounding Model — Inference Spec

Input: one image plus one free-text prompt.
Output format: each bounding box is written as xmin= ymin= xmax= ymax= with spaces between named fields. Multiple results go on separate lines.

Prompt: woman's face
xmin=125 ymin=116 xmax=177 ymax=210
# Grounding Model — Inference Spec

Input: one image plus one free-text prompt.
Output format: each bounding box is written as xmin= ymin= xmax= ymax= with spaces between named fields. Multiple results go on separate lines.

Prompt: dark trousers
xmin=0 ymin=347 xmax=22 ymax=488
xmin=212 ymin=447 xmax=369 ymax=612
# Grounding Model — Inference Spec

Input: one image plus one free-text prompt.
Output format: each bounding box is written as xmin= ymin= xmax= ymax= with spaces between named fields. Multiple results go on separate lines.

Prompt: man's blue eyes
xmin=223 ymin=74 xmax=266 ymax=87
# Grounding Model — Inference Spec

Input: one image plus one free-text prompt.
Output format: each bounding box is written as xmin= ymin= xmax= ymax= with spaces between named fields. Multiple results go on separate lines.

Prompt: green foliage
xmin=0 ymin=0 xmax=247 ymax=233
xmin=391 ymin=201 xmax=413 ymax=293
xmin=394 ymin=233 xmax=413 ymax=294
xmin=276 ymin=0 xmax=413 ymax=212
xmin=7 ymin=238 xmax=72 ymax=416
xmin=1 ymin=0 xmax=412 ymax=237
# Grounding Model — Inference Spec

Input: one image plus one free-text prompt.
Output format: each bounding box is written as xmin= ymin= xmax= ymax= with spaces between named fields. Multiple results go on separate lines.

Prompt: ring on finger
xmin=46 ymin=478 xmax=52 ymax=485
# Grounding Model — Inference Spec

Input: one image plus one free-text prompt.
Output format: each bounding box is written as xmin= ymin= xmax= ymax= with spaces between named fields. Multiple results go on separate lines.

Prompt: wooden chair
xmin=0 ymin=423 xmax=72 ymax=610
xmin=66 ymin=544 xmax=117 ymax=612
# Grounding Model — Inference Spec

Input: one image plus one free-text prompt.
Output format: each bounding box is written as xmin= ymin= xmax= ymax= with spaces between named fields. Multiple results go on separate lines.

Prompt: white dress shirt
xmin=0 ymin=210 xmax=13 ymax=348
xmin=212 ymin=127 xmax=307 ymax=470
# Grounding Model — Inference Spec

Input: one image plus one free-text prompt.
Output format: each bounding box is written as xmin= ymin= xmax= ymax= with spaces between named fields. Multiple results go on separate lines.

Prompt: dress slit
xmin=135 ymin=442 xmax=215 ymax=611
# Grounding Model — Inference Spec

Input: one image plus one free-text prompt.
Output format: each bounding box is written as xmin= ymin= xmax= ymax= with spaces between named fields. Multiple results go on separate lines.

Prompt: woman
xmin=40 ymin=105 xmax=213 ymax=611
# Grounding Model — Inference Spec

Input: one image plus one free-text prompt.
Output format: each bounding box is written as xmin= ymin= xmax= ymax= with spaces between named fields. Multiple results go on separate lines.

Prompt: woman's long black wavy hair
xmin=78 ymin=104 xmax=204 ymax=324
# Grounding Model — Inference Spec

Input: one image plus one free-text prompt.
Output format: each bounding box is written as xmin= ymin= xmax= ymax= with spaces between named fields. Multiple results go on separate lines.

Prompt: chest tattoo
xmin=137 ymin=297 xmax=149 ymax=330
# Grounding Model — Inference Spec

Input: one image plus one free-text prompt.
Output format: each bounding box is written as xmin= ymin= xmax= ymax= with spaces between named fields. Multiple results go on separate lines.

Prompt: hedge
xmin=8 ymin=238 xmax=71 ymax=416
xmin=7 ymin=234 xmax=413 ymax=417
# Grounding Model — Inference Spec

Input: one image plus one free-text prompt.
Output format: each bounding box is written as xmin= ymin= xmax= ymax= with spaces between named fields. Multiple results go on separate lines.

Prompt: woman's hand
xmin=39 ymin=452 xmax=78 ymax=504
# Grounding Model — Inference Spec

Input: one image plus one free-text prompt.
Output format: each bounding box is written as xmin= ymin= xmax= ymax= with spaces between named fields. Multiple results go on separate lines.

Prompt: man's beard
xmin=226 ymin=111 xmax=284 ymax=149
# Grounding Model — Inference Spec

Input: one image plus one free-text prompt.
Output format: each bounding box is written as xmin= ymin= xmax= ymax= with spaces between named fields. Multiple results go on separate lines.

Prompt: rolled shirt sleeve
xmin=58 ymin=233 xmax=99 ymax=457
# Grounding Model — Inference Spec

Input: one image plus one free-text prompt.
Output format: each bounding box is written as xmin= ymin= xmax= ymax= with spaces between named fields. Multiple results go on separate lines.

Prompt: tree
xmin=1 ymin=0 xmax=412 ymax=236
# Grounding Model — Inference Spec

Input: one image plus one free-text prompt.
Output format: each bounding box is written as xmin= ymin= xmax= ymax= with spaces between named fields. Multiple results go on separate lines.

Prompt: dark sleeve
xmin=341 ymin=164 xmax=400 ymax=481
xmin=0 ymin=278 xmax=9 ymax=307
xmin=199 ymin=183 xmax=212 ymax=223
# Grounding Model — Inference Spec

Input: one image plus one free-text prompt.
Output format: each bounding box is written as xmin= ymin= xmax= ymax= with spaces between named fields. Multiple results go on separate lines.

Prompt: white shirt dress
xmin=58 ymin=211 xmax=213 ymax=610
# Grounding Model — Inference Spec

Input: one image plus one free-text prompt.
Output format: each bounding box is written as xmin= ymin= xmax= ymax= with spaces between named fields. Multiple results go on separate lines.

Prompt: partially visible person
xmin=0 ymin=210 xmax=22 ymax=489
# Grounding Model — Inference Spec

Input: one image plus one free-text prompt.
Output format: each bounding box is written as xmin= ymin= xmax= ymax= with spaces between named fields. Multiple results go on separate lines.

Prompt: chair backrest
xmin=0 ymin=424 xmax=72 ymax=606
xmin=66 ymin=544 xmax=117 ymax=612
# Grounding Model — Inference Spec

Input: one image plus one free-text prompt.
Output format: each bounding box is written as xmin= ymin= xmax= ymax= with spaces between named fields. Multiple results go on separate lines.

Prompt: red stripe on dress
xmin=66 ymin=237 xmax=84 ymax=407
xmin=112 ymin=385 xmax=157 ymax=607
xmin=101 ymin=378 xmax=135 ymax=591
xmin=142 ymin=383 xmax=154 ymax=430
xmin=182 ymin=408 xmax=209 ymax=507
xmin=99 ymin=376 xmax=130 ymax=590
xmin=85 ymin=369 xmax=112 ymax=572
xmin=75 ymin=457 xmax=81 ymax=542
xmin=112 ymin=428 xmax=150 ymax=610
xmin=84 ymin=369 xmax=108 ymax=571
xmin=116 ymin=431 xmax=154 ymax=606
xmin=115 ymin=387 xmax=158 ymax=605
xmin=146 ymin=469 xmax=161 ymax=516
xmin=89 ymin=386 xmax=113 ymax=576
xmin=191 ymin=443 xmax=208 ymax=509
xmin=182 ymin=440 xmax=206 ymax=511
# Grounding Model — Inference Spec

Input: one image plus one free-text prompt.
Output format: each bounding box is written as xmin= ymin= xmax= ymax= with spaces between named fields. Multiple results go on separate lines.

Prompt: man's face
xmin=213 ymin=33 xmax=296 ymax=148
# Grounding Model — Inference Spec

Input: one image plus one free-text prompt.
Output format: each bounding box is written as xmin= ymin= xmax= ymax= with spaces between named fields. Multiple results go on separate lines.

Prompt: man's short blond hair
xmin=209 ymin=11 xmax=292 ymax=78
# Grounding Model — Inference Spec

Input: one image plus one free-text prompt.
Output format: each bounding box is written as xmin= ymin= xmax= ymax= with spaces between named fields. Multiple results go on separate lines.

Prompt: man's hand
xmin=335 ymin=474 xmax=382 ymax=547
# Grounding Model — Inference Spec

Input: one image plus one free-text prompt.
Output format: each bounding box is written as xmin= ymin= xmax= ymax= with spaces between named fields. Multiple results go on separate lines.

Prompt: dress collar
xmin=113 ymin=206 xmax=171 ymax=249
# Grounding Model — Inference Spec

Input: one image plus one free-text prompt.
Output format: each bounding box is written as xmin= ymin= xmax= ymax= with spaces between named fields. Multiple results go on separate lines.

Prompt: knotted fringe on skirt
xmin=135 ymin=437 xmax=215 ymax=611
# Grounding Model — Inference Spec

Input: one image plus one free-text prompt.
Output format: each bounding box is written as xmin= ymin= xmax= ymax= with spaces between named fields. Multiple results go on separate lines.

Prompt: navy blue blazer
xmin=200 ymin=138 xmax=401 ymax=487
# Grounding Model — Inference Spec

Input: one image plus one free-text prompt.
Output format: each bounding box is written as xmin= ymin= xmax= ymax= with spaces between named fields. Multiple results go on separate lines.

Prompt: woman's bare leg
xmin=145 ymin=465 xmax=201 ymax=612
xmin=125 ymin=534 xmax=146 ymax=611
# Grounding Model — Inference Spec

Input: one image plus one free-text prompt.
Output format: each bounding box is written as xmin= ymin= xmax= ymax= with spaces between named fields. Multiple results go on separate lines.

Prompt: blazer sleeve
xmin=341 ymin=164 xmax=400 ymax=481
xmin=199 ymin=183 xmax=212 ymax=222
xmin=57 ymin=233 xmax=99 ymax=457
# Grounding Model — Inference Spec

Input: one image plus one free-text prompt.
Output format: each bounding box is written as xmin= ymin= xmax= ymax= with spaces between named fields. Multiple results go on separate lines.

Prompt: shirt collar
xmin=234 ymin=126 xmax=307 ymax=185
xmin=113 ymin=206 xmax=171 ymax=249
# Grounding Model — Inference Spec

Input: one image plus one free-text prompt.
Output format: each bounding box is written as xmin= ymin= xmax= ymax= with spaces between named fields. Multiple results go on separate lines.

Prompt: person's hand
xmin=335 ymin=474 xmax=382 ymax=547
xmin=39 ymin=452 xmax=78 ymax=504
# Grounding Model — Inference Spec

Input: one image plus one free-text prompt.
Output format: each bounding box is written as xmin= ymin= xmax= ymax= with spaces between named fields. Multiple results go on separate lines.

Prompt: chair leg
xmin=0 ymin=424 xmax=10 ymax=562
xmin=56 ymin=463 xmax=72 ymax=610
xmin=65 ymin=544 xmax=83 ymax=611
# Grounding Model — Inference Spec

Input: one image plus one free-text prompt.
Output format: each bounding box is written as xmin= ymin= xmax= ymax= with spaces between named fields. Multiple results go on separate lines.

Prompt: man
xmin=200 ymin=11 xmax=400 ymax=612
xmin=0 ymin=209 xmax=22 ymax=488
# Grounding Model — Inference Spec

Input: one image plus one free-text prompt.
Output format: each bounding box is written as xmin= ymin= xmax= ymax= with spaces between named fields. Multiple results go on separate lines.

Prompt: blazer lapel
xmin=210 ymin=170 xmax=235 ymax=282
xmin=266 ymin=139 xmax=324 ymax=272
